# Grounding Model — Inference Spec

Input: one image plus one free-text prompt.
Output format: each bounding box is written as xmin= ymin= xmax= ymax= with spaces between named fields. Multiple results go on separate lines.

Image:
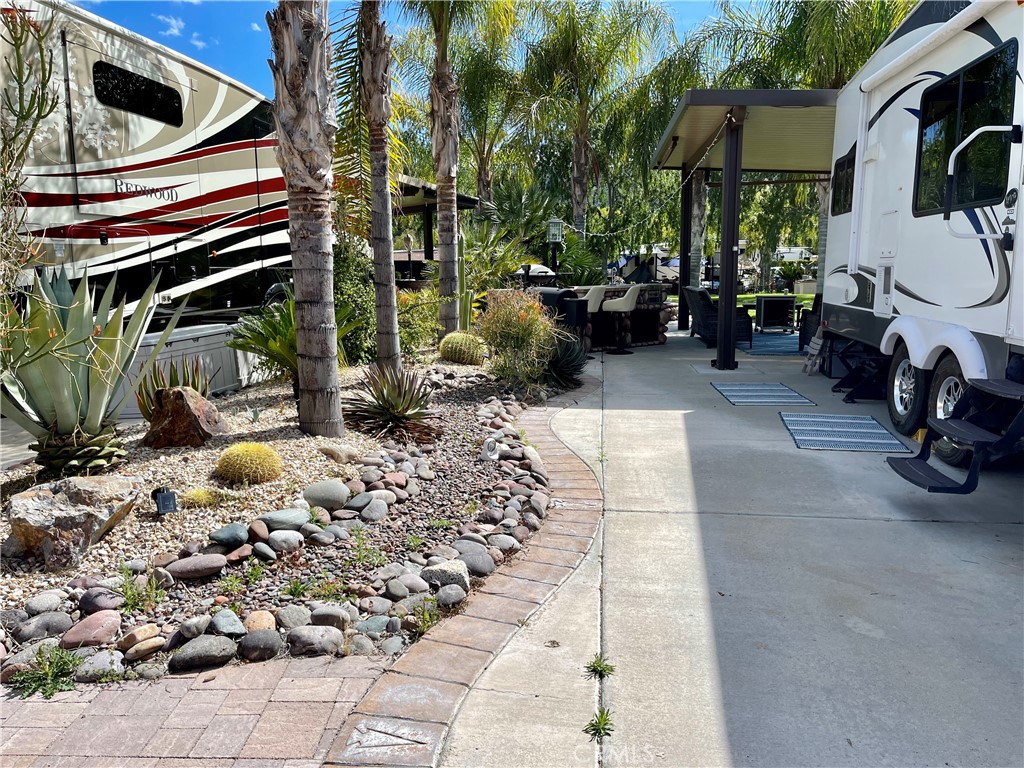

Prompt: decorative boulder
xmin=1 ymin=477 xmax=145 ymax=570
xmin=141 ymin=386 xmax=230 ymax=448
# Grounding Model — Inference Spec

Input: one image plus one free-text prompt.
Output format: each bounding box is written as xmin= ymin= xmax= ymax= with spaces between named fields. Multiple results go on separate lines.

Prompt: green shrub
xmin=543 ymin=335 xmax=587 ymax=389
xmin=439 ymin=331 xmax=486 ymax=366
xmin=9 ymin=645 xmax=82 ymax=699
xmin=215 ymin=442 xmax=283 ymax=485
xmin=135 ymin=357 xmax=212 ymax=422
xmin=397 ymin=287 xmax=442 ymax=361
xmin=333 ymin=236 xmax=377 ymax=365
xmin=476 ymin=290 xmax=558 ymax=387
xmin=342 ymin=364 xmax=439 ymax=441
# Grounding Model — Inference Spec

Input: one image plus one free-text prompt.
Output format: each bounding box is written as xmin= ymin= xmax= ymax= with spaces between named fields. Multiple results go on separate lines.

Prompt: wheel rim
xmin=892 ymin=359 xmax=916 ymax=417
xmin=934 ymin=375 xmax=963 ymax=420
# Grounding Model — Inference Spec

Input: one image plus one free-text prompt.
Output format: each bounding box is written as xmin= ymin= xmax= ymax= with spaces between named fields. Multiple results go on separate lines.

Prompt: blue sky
xmin=71 ymin=1 xmax=720 ymax=98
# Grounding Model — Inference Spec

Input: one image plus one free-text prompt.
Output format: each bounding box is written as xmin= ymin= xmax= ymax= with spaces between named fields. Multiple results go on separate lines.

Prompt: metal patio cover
xmin=651 ymin=89 xmax=838 ymax=173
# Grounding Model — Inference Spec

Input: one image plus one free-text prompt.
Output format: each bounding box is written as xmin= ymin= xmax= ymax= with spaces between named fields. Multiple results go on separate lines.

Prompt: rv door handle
xmin=943 ymin=125 xmax=1021 ymax=238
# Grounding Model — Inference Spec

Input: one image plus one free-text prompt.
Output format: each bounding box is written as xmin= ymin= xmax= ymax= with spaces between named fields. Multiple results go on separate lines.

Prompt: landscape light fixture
xmin=546 ymin=217 xmax=564 ymax=278
xmin=151 ymin=486 xmax=177 ymax=516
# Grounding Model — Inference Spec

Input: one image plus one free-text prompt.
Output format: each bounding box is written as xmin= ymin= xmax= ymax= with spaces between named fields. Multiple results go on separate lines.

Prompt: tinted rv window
xmin=93 ymin=61 xmax=184 ymax=127
xmin=914 ymin=40 xmax=1017 ymax=215
xmin=831 ymin=150 xmax=855 ymax=216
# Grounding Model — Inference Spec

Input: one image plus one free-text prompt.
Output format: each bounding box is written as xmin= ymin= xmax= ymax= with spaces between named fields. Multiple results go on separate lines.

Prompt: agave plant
xmin=543 ymin=334 xmax=588 ymax=390
xmin=0 ymin=268 xmax=184 ymax=474
xmin=341 ymin=364 xmax=439 ymax=441
xmin=135 ymin=357 xmax=215 ymax=422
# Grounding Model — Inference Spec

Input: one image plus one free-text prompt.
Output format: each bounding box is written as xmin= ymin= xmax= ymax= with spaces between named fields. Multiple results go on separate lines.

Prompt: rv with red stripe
xmin=9 ymin=0 xmax=290 ymax=324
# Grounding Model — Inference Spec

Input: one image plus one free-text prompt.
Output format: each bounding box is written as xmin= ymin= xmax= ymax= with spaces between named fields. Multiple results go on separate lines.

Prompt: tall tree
xmin=525 ymin=0 xmax=672 ymax=234
xmin=359 ymin=1 xmax=401 ymax=373
xmin=267 ymin=0 xmax=344 ymax=437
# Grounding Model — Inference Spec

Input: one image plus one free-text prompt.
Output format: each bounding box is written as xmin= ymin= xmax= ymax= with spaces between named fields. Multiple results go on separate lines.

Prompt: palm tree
xmin=525 ymin=0 xmax=672 ymax=234
xmin=267 ymin=0 xmax=344 ymax=437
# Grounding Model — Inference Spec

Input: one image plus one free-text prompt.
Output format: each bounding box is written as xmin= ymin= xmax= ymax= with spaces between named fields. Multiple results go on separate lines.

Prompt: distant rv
xmin=8 ymin=0 xmax=289 ymax=325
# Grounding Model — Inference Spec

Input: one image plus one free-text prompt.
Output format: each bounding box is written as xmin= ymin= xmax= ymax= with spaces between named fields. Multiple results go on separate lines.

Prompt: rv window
xmin=831 ymin=150 xmax=855 ymax=216
xmin=93 ymin=61 xmax=184 ymax=128
xmin=914 ymin=40 xmax=1017 ymax=216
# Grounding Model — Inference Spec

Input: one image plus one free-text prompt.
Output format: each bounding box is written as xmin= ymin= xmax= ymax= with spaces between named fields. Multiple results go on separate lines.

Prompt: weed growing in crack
xmin=583 ymin=707 xmax=615 ymax=743
xmin=584 ymin=653 xmax=616 ymax=680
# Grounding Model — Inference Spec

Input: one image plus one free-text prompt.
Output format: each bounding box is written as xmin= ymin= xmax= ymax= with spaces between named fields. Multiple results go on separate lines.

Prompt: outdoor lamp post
xmin=546 ymin=217 xmax=564 ymax=279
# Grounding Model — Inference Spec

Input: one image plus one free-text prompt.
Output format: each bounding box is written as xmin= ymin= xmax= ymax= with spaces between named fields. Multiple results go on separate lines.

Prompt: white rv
xmin=822 ymin=0 xmax=1022 ymax=455
xmin=6 ymin=0 xmax=289 ymax=324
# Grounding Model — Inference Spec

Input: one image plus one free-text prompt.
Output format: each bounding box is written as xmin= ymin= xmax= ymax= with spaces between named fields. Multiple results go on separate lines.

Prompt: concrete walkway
xmin=442 ymin=331 xmax=1023 ymax=767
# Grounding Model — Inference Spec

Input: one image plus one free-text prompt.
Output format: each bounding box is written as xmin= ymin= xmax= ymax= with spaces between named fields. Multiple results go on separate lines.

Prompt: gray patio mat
xmin=779 ymin=412 xmax=912 ymax=452
xmin=711 ymin=382 xmax=815 ymax=406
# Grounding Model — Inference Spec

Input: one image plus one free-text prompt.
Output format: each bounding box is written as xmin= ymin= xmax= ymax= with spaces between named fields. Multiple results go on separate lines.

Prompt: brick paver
xmin=1 ymin=375 xmax=604 ymax=768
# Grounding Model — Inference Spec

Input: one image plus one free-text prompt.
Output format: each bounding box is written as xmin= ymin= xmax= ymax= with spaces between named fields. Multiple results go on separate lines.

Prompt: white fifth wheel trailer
xmin=821 ymin=0 xmax=1024 ymax=492
xmin=6 ymin=0 xmax=290 ymax=325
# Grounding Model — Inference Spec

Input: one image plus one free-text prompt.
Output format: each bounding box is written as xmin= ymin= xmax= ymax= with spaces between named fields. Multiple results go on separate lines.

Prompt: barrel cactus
xmin=439 ymin=332 xmax=486 ymax=366
xmin=215 ymin=443 xmax=283 ymax=485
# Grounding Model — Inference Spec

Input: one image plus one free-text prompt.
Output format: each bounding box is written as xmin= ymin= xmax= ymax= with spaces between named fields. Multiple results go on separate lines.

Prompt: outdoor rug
xmin=779 ymin=412 xmax=912 ymax=452
xmin=739 ymin=332 xmax=802 ymax=356
xmin=712 ymin=382 xmax=815 ymax=406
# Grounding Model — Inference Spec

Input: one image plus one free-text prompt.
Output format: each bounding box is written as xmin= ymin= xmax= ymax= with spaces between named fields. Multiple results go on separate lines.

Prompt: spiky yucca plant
xmin=543 ymin=335 xmax=588 ymax=390
xmin=342 ymin=364 xmax=439 ymax=441
xmin=0 ymin=268 xmax=184 ymax=475
xmin=135 ymin=357 xmax=213 ymax=422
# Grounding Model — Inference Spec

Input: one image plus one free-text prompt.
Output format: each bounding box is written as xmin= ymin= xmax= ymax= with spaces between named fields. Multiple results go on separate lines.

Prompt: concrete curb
xmin=324 ymin=377 xmax=605 ymax=767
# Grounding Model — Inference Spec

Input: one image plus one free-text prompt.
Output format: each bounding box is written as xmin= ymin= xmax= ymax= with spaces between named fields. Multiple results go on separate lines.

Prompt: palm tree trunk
xmin=815 ymin=180 xmax=829 ymax=295
xmin=571 ymin=127 xmax=589 ymax=233
xmin=431 ymin=56 xmax=459 ymax=337
xmin=689 ymin=170 xmax=707 ymax=289
xmin=475 ymin=154 xmax=492 ymax=203
xmin=360 ymin=1 xmax=401 ymax=374
xmin=268 ymin=0 xmax=343 ymax=438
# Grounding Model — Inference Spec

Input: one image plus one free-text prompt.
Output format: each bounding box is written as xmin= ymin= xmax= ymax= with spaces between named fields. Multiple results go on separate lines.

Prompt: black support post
xmin=679 ymin=164 xmax=692 ymax=331
xmin=422 ymin=209 xmax=434 ymax=261
xmin=715 ymin=108 xmax=745 ymax=370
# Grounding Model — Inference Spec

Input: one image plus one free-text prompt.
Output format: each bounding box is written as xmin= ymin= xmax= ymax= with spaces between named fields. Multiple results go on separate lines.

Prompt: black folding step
xmin=967 ymin=378 xmax=1024 ymax=401
xmin=925 ymin=417 xmax=1000 ymax=448
xmin=886 ymin=456 xmax=979 ymax=495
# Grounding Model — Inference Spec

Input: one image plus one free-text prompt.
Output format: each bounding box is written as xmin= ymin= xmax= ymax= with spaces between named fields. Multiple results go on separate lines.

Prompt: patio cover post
xmin=679 ymin=164 xmax=692 ymax=331
xmin=715 ymin=108 xmax=745 ymax=370
xmin=422 ymin=209 xmax=434 ymax=261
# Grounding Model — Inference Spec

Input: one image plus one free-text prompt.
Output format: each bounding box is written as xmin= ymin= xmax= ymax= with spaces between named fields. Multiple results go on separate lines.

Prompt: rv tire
xmin=929 ymin=354 xmax=971 ymax=467
xmin=886 ymin=344 xmax=928 ymax=435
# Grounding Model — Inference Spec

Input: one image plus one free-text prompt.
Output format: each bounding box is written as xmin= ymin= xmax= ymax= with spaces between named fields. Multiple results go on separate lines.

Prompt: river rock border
xmin=325 ymin=374 xmax=603 ymax=767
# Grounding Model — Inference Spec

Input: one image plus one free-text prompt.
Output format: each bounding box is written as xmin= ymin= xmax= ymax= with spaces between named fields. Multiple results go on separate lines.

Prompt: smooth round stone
xmin=343 ymin=493 xmax=373 ymax=512
xmin=268 ymin=530 xmax=304 ymax=554
xmin=180 ymin=615 xmax=211 ymax=639
xmin=248 ymin=520 xmax=270 ymax=544
xmin=355 ymin=615 xmax=389 ymax=634
xmin=522 ymin=512 xmax=542 ymax=532
xmin=359 ymin=499 xmax=388 ymax=523
xmin=226 ymin=544 xmax=253 ymax=565
xmin=310 ymin=605 xmax=351 ymax=631
xmin=134 ymin=661 xmax=167 ymax=680
xmin=124 ymin=637 xmax=166 ymax=662
xmin=1 ymin=609 xmax=29 ymax=629
xmin=287 ymin=625 xmax=343 ymax=656
xmin=153 ymin=567 xmax=175 ymax=588
xmin=75 ymin=649 xmax=125 ymax=682
xmin=362 ymin=596 xmax=393 ymax=615
xmin=486 ymin=534 xmax=521 ymax=553
xmin=360 ymin=468 xmax=383 ymax=484
xmin=348 ymin=634 xmax=377 ymax=656
xmin=153 ymin=552 xmax=178 ymax=569
xmin=243 ymin=610 xmax=276 ymax=632
xmin=258 ymin=508 xmax=309 ymax=532
xmin=324 ymin=525 xmax=349 ymax=541
xmin=373 ymin=563 xmax=406 ymax=581
xmin=416 ymin=465 xmax=435 ymax=481
xmin=426 ymin=544 xmax=459 ymax=561
xmin=79 ymin=587 xmax=125 ymax=614
xmin=386 ymin=616 xmax=402 ymax=633
xmin=387 ymin=471 xmax=408 ymax=488
xmin=165 ymin=554 xmax=227 ymax=581
xmin=381 ymin=636 xmax=405 ymax=655
xmin=367 ymin=489 xmax=396 ymax=505
xmin=404 ymin=478 xmax=421 ymax=497
xmin=390 ymin=487 xmax=409 ymax=503
xmin=210 ymin=609 xmax=247 ymax=638
xmin=59 ymin=610 xmax=121 ymax=649
xmin=168 ymin=635 xmax=237 ymax=672
xmin=2 ymin=638 xmax=58 ymax=673
xmin=458 ymin=533 xmax=488 ymax=546
xmin=303 ymin=479 xmax=351 ymax=511
xmin=457 ymin=551 xmax=496 ymax=577
xmin=384 ymin=579 xmax=409 ymax=601
xmin=452 ymin=539 xmax=488 ymax=557
xmin=435 ymin=584 xmax=467 ymax=608
xmin=13 ymin=611 xmax=74 ymax=643
xmin=299 ymin=523 xmax=323 ymax=539
xmin=238 ymin=630 xmax=284 ymax=662
xmin=307 ymin=532 xmax=335 ymax=547
xmin=25 ymin=592 xmax=63 ymax=616
xmin=117 ymin=624 xmax=160 ymax=651
xmin=274 ymin=605 xmax=311 ymax=630
xmin=397 ymin=573 xmax=430 ymax=594
xmin=210 ymin=523 xmax=248 ymax=549
xmin=252 ymin=542 xmax=277 ymax=562
xmin=511 ymin=525 xmax=531 ymax=543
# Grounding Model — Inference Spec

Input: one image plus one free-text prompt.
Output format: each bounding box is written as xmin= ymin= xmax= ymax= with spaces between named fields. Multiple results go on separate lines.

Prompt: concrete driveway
xmin=443 ymin=331 xmax=1023 ymax=768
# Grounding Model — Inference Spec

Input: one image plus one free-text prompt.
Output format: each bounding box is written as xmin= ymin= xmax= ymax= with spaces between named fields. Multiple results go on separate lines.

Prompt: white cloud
xmin=250 ymin=22 xmax=261 ymax=32
xmin=190 ymin=32 xmax=207 ymax=50
xmin=154 ymin=14 xmax=185 ymax=37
